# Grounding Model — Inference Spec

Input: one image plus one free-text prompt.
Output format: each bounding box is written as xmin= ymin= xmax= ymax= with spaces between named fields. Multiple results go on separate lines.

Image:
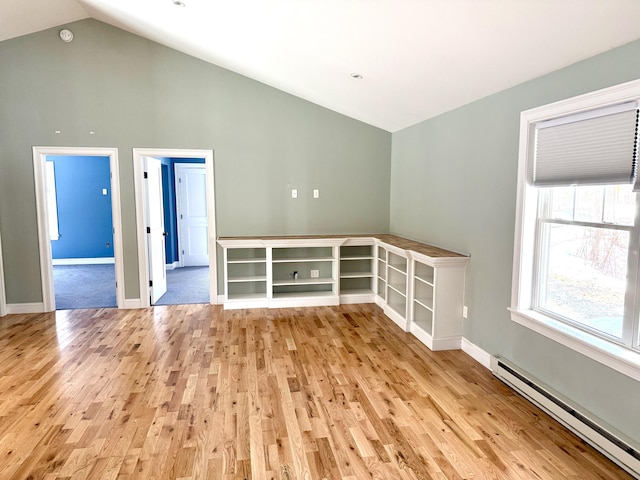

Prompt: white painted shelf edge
xmin=415 ymin=275 xmax=434 ymax=287
xmin=414 ymin=298 xmax=434 ymax=311
xmin=272 ymin=256 xmax=334 ymax=263
xmin=227 ymin=258 xmax=267 ymax=264
xmin=340 ymin=272 xmax=374 ymax=278
xmin=228 ymin=276 xmax=267 ymax=283
xmin=272 ymin=278 xmax=334 ymax=286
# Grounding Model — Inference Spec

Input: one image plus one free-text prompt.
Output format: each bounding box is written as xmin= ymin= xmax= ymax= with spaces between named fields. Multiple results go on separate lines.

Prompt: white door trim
xmin=0 ymin=231 xmax=6 ymax=317
xmin=32 ymin=146 xmax=126 ymax=311
xmin=133 ymin=148 xmax=217 ymax=307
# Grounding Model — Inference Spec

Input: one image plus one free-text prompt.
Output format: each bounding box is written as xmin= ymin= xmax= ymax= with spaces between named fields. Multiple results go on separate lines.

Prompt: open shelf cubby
xmin=412 ymin=301 xmax=433 ymax=334
xmin=388 ymin=252 xmax=407 ymax=274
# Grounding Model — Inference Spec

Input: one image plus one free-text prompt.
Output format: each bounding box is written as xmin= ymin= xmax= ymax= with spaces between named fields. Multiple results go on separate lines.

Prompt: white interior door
xmin=146 ymin=157 xmax=167 ymax=303
xmin=176 ymin=164 xmax=209 ymax=267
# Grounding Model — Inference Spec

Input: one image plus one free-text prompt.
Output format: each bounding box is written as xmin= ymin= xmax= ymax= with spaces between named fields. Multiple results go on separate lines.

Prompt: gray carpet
xmin=53 ymin=264 xmax=117 ymax=310
xmin=156 ymin=266 xmax=210 ymax=305
xmin=53 ymin=264 xmax=210 ymax=309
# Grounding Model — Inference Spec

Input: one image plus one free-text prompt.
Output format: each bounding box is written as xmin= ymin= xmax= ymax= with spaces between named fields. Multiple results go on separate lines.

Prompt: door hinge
xmin=143 ymin=171 xmax=148 ymax=179
xmin=182 ymin=250 xmax=185 ymax=255
xmin=179 ymin=177 xmax=182 ymax=183
xmin=146 ymin=227 xmax=151 ymax=234
xmin=149 ymin=280 xmax=153 ymax=287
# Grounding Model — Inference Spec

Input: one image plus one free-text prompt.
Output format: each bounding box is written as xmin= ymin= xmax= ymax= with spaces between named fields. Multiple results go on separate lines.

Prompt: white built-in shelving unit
xmin=339 ymin=240 xmax=375 ymax=304
xmin=218 ymin=235 xmax=468 ymax=351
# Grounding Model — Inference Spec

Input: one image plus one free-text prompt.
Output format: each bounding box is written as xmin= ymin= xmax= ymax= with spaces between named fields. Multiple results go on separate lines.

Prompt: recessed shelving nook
xmin=218 ymin=234 xmax=468 ymax=351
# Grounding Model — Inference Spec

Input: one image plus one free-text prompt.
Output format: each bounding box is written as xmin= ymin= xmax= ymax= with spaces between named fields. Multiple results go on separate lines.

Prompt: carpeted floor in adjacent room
xmin=53 ymin=264 xmax=209 ymax=309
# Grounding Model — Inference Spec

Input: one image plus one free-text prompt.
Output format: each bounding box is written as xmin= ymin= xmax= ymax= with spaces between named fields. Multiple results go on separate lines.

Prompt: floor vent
xmin=492 ymin=356 xmax=640 ymax=479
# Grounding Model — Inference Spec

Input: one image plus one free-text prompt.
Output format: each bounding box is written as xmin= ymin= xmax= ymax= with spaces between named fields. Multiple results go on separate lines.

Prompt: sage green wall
xmin=0 ymin=19 xmax=391 ymax=303
xmin=390 ymin=40 xmax=640 ymax=442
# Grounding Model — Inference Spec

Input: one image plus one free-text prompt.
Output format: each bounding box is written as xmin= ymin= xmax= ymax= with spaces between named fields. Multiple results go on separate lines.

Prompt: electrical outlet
xmin=291 ymin=189 xmax=298 ymax=199
xmin=310 ymin=269 xmax=319 ymax=278
xmin=463 ymin=306 xmax=468 ymax=319
xmin=313 ymin=189 xmax=319 ymax=198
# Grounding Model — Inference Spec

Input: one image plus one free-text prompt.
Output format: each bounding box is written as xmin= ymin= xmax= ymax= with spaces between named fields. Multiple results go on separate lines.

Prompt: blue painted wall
xmin=48 ymin=155 xmax=114 ymax=259
xmin=159 ymin=157 xmax=205 ymax=265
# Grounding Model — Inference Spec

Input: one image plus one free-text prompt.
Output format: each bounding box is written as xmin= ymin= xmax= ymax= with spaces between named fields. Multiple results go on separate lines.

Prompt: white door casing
xmin=133 ymin=148 xmax=218 ymax=308
xmin=0 ymin=230 xmax=6 ymax=317
xmin=32 ymin=146 xmax=125 ymax=311
xmin=175 ymin=164 xmax=208 ymax=267
xmin=145 ymin=157 xmax=168 ymax=304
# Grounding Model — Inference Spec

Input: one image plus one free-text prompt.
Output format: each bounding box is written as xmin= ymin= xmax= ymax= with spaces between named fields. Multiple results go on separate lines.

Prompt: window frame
xmin=511 ymin=78 xmax=640 ymax=382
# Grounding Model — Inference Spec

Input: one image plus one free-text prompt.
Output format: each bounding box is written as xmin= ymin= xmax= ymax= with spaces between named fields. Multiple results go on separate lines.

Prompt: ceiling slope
xmin=3 ymin=0 xmax=640 ymax=132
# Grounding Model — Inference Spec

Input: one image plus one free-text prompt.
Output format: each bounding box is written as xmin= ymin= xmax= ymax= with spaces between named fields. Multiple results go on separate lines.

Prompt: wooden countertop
xmin=217 ymin=234 xmax=466 ymax=259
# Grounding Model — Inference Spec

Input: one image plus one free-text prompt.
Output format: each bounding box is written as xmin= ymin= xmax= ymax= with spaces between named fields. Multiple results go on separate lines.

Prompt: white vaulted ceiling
xmin=3 ymin=0 xmax=640 ymax=132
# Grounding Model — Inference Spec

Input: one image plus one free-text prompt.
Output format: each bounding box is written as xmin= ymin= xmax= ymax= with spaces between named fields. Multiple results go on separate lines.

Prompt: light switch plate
xmin=291 ymin=189 xmax=298 ymax=198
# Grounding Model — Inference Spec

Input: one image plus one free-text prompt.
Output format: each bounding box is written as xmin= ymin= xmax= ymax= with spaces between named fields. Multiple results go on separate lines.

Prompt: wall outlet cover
xmin=310 ymin=269 xmax=319 ymax=278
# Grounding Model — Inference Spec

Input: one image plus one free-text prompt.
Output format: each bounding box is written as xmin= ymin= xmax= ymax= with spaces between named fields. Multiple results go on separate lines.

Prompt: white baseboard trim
xmin=461 ymin=337 xmax=492 ymax=370
xmin=123 ymin=298 xmax=143 ymax=309
xmin=6 ymin=302 xmax=46 ymax=314
xmin=166 ymin=262 xmax=180 ymax=270
xmin=217 ymin=295 xmax=225 ymax=304
xmin=52 ymin=257 xmax=115 ymax=265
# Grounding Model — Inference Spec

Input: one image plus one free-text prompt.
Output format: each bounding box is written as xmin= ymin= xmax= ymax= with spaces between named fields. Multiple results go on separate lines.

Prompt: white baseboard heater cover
xmin=492 ymin=356 xmax=640 ymax=479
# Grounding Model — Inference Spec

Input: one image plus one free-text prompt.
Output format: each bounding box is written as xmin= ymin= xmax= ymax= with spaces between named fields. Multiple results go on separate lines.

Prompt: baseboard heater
xmin=491 ymin=356 xmax=640 ymax=479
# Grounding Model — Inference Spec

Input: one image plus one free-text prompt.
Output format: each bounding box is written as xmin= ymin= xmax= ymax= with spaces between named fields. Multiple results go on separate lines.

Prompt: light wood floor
xmin=0 ymin=303 xmax=632 ymax=479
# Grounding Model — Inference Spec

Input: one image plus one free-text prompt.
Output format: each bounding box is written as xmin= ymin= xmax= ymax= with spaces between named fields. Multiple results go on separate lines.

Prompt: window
xmin=511 ymin=79 xmax=640 ymax=381
xmin=536 ymin=184 xmax=637 ymax=342
xmin=45 ymin=160 xmax=60 ymax=241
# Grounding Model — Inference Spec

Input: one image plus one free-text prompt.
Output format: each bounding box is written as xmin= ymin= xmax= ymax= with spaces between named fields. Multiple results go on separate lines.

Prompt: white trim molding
xmin=511 ymin=78 xmax=640 ymax=382
xmin=133 ymin=148 xmax=218 ymax=308
xmin=6 ymin=303 xmax=46 ymax=314
xmin=0 ymin=231 xmax=6 ymax=317
xmin=122 ymin=298 xmax=144 ymax=309
xmin=32 ymin=147 xmax=126 ymax=311
xmin=52 ymin=257 xmax=115 ymax=265
xmin=461 ymin=337 xmax=492 ymax=369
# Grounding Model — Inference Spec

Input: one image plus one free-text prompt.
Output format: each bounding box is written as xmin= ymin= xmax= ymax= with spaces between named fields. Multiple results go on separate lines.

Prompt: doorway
xmin=32 ymin=147 xmax=125 ymax=311
xmin=48 ymin=154 xmax=116 ymax=309
xmin=133 ymin=149 xmax=217 ymax=307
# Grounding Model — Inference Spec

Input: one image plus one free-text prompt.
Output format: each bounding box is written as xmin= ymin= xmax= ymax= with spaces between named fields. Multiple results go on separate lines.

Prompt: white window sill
xmin=509 ymin=308 xmax=640 ymax=382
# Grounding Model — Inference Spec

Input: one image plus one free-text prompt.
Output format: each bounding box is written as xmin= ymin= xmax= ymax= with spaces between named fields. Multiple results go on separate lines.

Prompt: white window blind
xmin=531 ymin=102 xmax=639 ymax=187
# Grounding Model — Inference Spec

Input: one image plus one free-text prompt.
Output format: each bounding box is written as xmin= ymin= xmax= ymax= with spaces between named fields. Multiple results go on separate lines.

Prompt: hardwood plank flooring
xmin=0 ymin=303 xmax=632 ymax=479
